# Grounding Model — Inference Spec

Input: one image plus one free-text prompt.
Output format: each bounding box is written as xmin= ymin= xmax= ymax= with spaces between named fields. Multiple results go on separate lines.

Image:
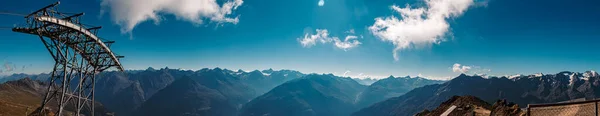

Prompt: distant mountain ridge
xmin=239 ymin=74 xmax=446 ymax=116
xmin=356 ymin=76 xmax=445 ymax=108
xmin=352 ymin=78 xmax=378 ymax=85
xmin=240 ymin=74 xmax=367 ymax=116
xmin=133 ymin=77 xmax=237 ymax=116
xmin=128 ymin=68 xmax=306 ymax=115
xmin=354 ymin=71 xmax=600 ymax=116
xmin=0 ymin=67 xmax=452 ymax=116
xmin=0 ymin=73 xmax=50 ymax=84
xmin=0 ymin=67 xmax=307 ymax=115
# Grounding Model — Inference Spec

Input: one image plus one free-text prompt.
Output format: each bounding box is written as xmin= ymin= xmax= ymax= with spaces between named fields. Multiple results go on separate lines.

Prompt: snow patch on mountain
xmin=569 ymin=73 xmax=580 ymax=86
xmin=508 ymin=74 xmax=524 ymax=79
xmin=584 ymin=70 xmax=598 ymax=78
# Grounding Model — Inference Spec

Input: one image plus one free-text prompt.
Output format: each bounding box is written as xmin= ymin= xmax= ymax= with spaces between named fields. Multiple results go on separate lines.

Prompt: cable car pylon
xmin=11 ymin=2 xmax=124 ymax=116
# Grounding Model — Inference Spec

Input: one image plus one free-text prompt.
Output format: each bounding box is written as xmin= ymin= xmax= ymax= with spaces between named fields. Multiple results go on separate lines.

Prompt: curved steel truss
xmin=12 ymin=2 xmax=124 ymax=116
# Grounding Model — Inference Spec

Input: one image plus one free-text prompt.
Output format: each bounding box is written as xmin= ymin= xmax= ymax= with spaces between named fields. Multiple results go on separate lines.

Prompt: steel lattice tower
xmin=11 ymin=2 xmax=124 ymax=116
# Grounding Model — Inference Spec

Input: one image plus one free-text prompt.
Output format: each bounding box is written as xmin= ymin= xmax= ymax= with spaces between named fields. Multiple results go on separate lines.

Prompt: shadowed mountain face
xmin=240 ymin=74 xmax=367 ymax=116
xmin=238 ymin=69 xmax=305 ymax=95
xmin=188 ymin=68 xmax=306 ymax=106
xmin=133 ymin=77 xmax=237 ymax=116
xmin=354 ymin=71 xmax=600 ymax=116
xmin=191 ymin=68 xmax=256 ymax=105
xmin=92 ymin=68 xmax=300 ymax=115
xmin=132 ymin=68 xmax=306 ymax=116
xmin=93 ymin=68 xmax=180 ymax=116
xmin=356 ymin=76 xmax=444 ymax=108
xmin=128 ymin=68 xmax=177 ymax=98
xmin=106 ymin=81 xmax=146 ymax=116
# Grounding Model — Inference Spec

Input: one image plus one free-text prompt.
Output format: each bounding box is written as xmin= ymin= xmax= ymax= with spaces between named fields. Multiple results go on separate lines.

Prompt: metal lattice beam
xmin=11 ymin=2 xmax=124 ymax=116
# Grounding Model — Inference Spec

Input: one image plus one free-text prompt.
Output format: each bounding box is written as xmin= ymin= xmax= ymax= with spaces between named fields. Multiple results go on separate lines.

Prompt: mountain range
xmin=1 ymin=68 xmax=597 ymax=116
xmin=355 ymin=76 xmax=444 ymax=108
xmin=133 ymin=77 xmax=237 ymax=116
xmin=99 ymin=67 xmax=306 ymax=115
xmin=354 ymin=71 xmax=600 ymax=116
xmin=240 ymin=74 xmax=367 ymax=116
xmin=0 ymin=68 xmax=443 ymax=116
xmin=0 ymin=68 xmax=309 ymax=115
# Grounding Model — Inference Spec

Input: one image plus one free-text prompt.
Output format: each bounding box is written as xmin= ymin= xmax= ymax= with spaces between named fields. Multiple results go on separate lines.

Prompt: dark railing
xmin=527 ymin=99 xmax=600 ymax=116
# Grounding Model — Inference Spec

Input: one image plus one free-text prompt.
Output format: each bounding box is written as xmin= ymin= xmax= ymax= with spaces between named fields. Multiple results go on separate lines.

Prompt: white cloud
xmin=345 ymin=29 xmax=355 ymax=34
xmin=0 ymin=61 xmax=15 ymax=74
xmin=100 ymin=0 xmax=244 ymax=33
xmin=299 ymin=29 xmax=362 ymax=51
xmin=354 ymin=73 xmax=377 ymax=79
xmin=369 ymin=0 xmax=474 ymax=60
xmin=3 ymin=64 xmax=11 ymax=72
xmin=343 ymin=70 xmax=351 ymax=77
xmin=334 ymin=35 xmax=362 ymax=51
xmin=300 ymin=29 xmax=331 ymax=47
xmin=452 ymin=63 xmax=471 ymax=73
xmin=451 ymin=63 xmax=491 ymax=75
xmin=470 ymin=66 xmax=491 ymax=75
xmin=4 ymin=62 xmax=13 ymax=72
xmin=318 ymin=0 xmax=325 ymax=6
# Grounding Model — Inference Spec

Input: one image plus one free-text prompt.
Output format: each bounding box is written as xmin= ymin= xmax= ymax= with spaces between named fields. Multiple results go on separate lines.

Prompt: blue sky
xmin=1 ymin=0 xmax=599 ymax=79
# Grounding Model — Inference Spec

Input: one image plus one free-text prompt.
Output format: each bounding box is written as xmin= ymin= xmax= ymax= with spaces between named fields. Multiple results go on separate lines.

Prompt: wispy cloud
xmin=100 ymin=0 xmax=244 ymax=34
xmin=471 ymin=66 xmax=491 ymax=75
xmin=351 ymin=72 xmax=376 ymax=79
xmin=334 ymin=35 xmax=362 ymax=51
xmin=1 ymin=61 xmax=15 ymax=74
xmin=452 ymin=63 xmax=471 ymax=73
xmin=343 ymin=70 xmax=351 ymax=77
xmin=318 ymin=0 xmax=325 ymax=6
xmin=345 ymin=29 xmax=355 ymax=34
xmin=357 ymin=73 xmax=364 ymax=77
xmin=451 ymin=63 xmax=490 ymax=75
xmin=369 ymin=0 xmax=475 ymax=60
xmin=299 ymin=29 xmax=362 ymax=51
xmin=21 ymin=64 xmax=31 ymax=71
xmin=299 ymin=29 xmax=331 ymax=47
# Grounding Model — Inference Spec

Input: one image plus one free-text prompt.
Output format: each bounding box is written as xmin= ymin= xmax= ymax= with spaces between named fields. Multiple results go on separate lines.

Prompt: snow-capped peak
xmin=508 ymin=74 xmax=524 ymax=79
xmin=584 ymin=70 xmax=598 ymax=78
xmin=569 ymin=73 xmax=582 ymax=86
xmin=532 ymin=73 xmax=544 ymax=77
